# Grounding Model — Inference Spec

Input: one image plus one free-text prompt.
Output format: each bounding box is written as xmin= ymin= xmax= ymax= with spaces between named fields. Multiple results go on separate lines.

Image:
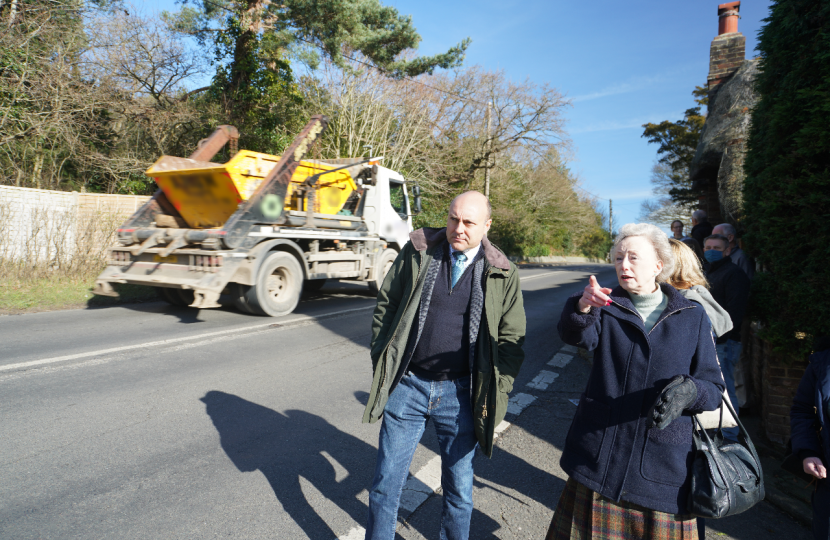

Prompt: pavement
xmin=0 ymin=264 xmax=814 ymax=539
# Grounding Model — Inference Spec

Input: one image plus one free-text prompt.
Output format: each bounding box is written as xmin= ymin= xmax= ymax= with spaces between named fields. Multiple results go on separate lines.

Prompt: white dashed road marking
xmin=507 ymin=393 xmax=538 ymax=415
xmin=494 ymin=420 xmax=511 ymax=439
xmin=526 ymin=370 xmax=560 ymax=390
xmin=548 ymin=353 xmax=574 ymax=368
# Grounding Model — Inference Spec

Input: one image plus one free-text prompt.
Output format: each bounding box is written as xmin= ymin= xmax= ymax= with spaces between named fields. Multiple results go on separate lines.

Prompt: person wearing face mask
xmin=546 ymin=223 xmax=725 ymax=540
xmin=702 ymin=234 xmax=751 ymax=441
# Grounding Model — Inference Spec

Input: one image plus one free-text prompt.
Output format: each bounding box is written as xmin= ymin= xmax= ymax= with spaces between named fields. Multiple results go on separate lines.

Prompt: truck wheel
xmin=368 ymin=249 xmax=398 ymax=296
xmin=246 ymin=252 xmax=303 ymax=317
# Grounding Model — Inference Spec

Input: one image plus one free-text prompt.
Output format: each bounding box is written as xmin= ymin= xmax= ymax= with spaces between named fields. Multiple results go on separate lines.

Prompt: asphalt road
xmin=0 ymin=265 xmax=812 ymax=539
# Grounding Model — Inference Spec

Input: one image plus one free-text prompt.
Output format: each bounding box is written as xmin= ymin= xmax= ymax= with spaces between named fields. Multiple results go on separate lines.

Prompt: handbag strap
xmin=721 ymin=393 xmax=763 ymax=483
xmin=693 ymin=414 xmax=733 ymax=486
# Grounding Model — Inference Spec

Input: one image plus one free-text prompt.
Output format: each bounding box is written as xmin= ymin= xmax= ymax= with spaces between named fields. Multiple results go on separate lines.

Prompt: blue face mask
xmin=704 ymin=249 xmax=724 ymax=263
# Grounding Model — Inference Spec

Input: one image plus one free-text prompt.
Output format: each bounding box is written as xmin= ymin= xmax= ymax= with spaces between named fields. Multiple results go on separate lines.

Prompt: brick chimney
xmin=707 ymin=1 xmax=745 ymax=106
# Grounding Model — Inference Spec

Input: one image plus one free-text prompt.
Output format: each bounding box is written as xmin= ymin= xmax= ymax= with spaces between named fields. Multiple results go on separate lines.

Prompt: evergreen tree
xmin=170 ymin=0 xmax=469 ymax=153
xmin=743 ymin=0 xmax=830 ymax=356
xmin=641 ymin=87 xmax=707 ymax=206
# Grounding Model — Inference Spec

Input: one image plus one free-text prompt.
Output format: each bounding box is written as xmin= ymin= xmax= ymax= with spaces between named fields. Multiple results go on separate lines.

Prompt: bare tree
xmin=637 ymin=162 xmax=697 ymax=229
xmin=0 ymin=2 xmax=213 ymax=193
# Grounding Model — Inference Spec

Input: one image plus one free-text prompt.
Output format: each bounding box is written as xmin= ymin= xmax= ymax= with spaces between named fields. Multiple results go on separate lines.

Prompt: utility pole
xmin=609 ymin=199 xmax=613 ymax=235
xmin=484 ymin=101 xmax=493 ymax=198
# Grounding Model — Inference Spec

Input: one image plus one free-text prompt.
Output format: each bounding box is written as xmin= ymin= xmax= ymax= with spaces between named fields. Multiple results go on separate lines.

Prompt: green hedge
xmin=743 ymin=0 xmax=830 ymax=358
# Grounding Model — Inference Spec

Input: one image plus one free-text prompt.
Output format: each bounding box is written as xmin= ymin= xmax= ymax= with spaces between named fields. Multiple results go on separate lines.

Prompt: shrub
xmin=743 ymin=0 xmax=830 ymax=357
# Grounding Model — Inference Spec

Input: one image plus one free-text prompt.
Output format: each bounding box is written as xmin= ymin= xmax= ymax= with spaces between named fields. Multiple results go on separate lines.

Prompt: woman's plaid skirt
xmin=545 ymin=478 xmax=699 ymax=540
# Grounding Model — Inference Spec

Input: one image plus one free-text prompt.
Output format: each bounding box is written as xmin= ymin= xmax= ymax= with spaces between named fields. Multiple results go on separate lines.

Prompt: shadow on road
xmin=201 ymin=390 xmax=374 ymax=539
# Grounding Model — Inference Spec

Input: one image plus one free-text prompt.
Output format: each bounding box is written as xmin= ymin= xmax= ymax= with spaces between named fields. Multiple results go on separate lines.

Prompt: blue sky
xmin=386 ymin=0 xmax=773 ymax=229
xmin=141 ymin=0 xmax=772 ymax=229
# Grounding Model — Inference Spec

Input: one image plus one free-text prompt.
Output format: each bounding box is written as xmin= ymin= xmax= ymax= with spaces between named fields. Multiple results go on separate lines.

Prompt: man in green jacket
xmin=363 ymin=191 xmax=526 ymax=540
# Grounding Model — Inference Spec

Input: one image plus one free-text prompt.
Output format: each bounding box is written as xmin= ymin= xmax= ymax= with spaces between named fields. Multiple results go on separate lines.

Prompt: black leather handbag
xmin=688 ymin=396 xmax=765 ymax=518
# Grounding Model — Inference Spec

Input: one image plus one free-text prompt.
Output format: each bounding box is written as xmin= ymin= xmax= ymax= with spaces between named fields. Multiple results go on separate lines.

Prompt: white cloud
xmin=570 ymin=111 xmax=684 ymax=134
xmin=569 ymin=64 xmax=699 ymax=103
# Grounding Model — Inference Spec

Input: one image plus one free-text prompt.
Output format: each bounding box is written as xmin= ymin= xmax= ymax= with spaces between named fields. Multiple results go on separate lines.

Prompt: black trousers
xmin=815 ymin=478 xmax=830 ymax=540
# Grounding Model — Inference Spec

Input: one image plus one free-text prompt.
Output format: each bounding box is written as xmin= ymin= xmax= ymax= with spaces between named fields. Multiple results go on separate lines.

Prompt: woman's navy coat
xmin=790 ymin=349 xmax=830 ymax=466
xmin=558 ymin=283 xmax=724 ymax=515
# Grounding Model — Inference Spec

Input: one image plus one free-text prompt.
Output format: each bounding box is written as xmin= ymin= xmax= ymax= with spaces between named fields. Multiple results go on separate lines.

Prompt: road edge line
xmin=1 ymin=305 xmax=375 ymax=374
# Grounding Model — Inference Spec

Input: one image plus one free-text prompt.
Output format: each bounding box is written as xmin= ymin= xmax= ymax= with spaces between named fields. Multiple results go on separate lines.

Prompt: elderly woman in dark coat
xmin=546 ymin=223 xmax=725 ymax=540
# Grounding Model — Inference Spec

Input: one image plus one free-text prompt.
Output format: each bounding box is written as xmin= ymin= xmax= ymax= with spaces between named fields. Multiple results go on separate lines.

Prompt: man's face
xmin=446 ymin=193 xmax=492 ymax=251
xmin=670 ymin=222 xmax=684 ymax=238
xmin=712 ymin=225 xmax=735 ymax=252
xmin=704 ymin=238 xmax=728 ymax=253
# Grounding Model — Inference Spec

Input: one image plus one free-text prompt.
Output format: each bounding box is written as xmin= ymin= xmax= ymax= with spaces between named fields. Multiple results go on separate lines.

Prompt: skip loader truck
xmin=93 ymin=115 xmax=421 ymax=317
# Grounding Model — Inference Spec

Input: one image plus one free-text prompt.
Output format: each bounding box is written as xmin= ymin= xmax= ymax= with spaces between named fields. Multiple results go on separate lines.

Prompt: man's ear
xmin=484 ymin=219 xmax=492 ymax=232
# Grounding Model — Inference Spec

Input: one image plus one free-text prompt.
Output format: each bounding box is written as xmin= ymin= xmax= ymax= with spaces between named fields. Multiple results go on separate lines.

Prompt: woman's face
xmin=614 ymin=236 xmax=662 ymax=295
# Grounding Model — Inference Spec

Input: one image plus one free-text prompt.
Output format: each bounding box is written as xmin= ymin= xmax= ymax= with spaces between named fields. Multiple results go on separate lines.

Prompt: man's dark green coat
xmin=362 ymin=227 xmax=526 ymax=457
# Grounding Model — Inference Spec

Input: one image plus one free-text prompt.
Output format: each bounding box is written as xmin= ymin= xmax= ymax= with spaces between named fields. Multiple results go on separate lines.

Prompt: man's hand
xmin=577 ymin=275 xmax=613 ymax=313
xmin=804 ymin=457 xmax=827 ymax=479
xmin=648 ymin=375 xmax=698 ymax=429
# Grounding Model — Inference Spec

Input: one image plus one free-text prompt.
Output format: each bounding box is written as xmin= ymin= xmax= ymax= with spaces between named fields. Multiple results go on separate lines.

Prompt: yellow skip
xmin=146 ymin=151 xmax=357 ymax=229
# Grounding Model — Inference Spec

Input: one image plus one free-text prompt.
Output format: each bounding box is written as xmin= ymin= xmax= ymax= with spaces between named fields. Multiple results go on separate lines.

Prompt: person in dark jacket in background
xmin=546 ymin=223 xmax=724 ymax=540
xmin=703 ymin=234 xmax=751 ymax=441
xmin=667 ymin=239 xmax=733 ymax=339
xmin=691 ymin=210 xmax=714 ymax=247
xmin=790 ymin=337 xmax=830 ymax=540
xmin=712 ymin=223 xmax=754 ymax=279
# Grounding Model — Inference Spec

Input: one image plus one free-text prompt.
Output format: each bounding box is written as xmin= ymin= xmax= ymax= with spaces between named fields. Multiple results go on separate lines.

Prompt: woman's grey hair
xmin=613 ymin=223 xmax=675 ymax=282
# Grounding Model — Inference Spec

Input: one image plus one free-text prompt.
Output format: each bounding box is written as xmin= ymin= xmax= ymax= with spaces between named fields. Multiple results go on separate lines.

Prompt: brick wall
xmin=707 ymin=33 xmax=747 ymax=104
xmin=747 ymin=324 xmax=808 ymax=446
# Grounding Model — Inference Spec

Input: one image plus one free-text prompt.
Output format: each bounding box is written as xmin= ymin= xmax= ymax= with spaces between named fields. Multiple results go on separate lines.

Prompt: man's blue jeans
xmin=716 ymin=339 xmax=742 ymax=441
xmin=365 ymin=372 xmax=478 ymax=540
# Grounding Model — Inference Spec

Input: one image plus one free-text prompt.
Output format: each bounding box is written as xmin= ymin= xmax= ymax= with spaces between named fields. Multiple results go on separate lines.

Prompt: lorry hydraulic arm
xmin=220 ymin=115 xmax=329 ymax=249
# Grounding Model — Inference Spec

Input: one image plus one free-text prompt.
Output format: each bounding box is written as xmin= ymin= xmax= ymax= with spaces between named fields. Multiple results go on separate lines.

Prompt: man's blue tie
xmin=451 ymin=252 xmax=467 ymax=288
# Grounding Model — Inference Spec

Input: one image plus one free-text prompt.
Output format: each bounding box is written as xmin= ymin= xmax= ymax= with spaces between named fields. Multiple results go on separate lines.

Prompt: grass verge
xmin=0 ymin=277 xmax=159 ymax=315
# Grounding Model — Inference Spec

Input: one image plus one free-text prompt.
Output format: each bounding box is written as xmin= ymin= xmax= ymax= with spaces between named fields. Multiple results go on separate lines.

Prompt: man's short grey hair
xmin=612 ymin=223 xmax=675 ymax=282
xmin=705 ymin=234 xmax=730 ymax=249
xmin=716 ymin=223 xmax=737 ymax=237
xmin=692 ymin=209 xmax=707 ymax=222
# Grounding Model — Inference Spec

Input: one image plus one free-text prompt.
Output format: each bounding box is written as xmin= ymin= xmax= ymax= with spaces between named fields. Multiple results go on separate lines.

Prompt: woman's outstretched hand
xmin=804 ymin=457 xmax=827 ymax=479
xmin=577 ymin=275 xmax=613 ymax=313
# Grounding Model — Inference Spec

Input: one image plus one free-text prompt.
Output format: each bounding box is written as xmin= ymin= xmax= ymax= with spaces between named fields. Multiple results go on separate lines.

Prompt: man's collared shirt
xmin=449 ymin=242 xmax=481 ymax=274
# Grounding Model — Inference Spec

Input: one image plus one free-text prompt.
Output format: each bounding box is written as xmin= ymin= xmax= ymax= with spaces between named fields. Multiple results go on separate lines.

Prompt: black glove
xmin=648 ymin=375 xmax=697 ymax=429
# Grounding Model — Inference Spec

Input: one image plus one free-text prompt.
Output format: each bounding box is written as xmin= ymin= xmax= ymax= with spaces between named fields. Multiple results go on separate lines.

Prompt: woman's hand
xmin=803 ymin=457 xmax=827 ymax=479
xmin=577 ymin=275 xmax=613 ymax=313
xmin=648 ymin=375 xmax=698 ymax=429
